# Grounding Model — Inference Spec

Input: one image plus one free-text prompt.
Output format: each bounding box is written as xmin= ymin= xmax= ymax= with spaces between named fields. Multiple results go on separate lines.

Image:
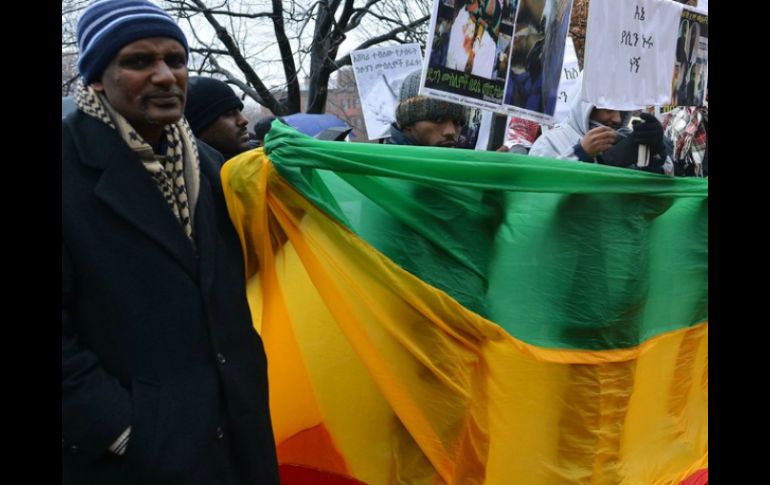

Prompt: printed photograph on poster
xmin=492 ymin=32 xmax=512 ymax=81
xmin=503 ymin=115 xmax=541 ymax=151
xmin=351 ymin=44 xmax=424 ymax=139
xmin=473 ymin=110 xmax=495 ymax=150
xmin=457 ymin=107 xmax=485 ymax=149
xmin=670 ymin=8 xmax=707 ymax=106
xmin=424 ymin=0 xmax=517 ymax=106
xmin=503 ymin=0 xmax=573 ymax=120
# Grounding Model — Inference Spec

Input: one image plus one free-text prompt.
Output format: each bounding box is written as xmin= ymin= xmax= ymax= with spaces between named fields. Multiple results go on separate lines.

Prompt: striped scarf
xmin=75 ymin=82 xmax=200 ymax=243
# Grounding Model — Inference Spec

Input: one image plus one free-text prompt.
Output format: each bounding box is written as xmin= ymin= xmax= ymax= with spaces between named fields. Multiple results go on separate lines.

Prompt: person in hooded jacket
xmin=529 ymin=77 xmax=670 ymax=174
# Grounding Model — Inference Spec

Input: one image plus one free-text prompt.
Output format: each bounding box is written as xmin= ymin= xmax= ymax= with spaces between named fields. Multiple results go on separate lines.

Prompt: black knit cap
xmin=185 ymin=77 xmax=244 ymax=135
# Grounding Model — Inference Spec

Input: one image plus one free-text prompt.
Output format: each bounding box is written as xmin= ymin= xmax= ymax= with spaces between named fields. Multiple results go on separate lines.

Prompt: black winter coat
xmin=62 ymin=111 xmax=279 ymax=485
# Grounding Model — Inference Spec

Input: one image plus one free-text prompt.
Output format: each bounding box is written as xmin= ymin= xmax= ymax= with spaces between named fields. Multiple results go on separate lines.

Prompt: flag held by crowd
xmin=222 ymin=121 xmax=708 ymax=485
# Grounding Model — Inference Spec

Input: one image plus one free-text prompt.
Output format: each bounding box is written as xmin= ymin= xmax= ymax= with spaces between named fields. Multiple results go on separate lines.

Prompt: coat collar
xmin=66 ymin=112 xmax=200 ymax=278
xmin=387 ymin=123 xmax=417 ymax=146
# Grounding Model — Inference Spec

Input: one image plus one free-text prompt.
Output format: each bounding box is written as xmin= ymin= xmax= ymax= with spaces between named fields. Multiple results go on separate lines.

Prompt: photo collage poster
xmin=421 ymin=0 xmax=575 ymax=124
xmin=670 ymin=7 xmax=707 ymax=106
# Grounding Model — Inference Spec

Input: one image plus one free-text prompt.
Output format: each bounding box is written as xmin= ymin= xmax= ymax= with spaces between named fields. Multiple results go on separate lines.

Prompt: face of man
xmin=92 ymin=37 xmax=187 ymax=145
xmin=590 ymin=109 xmax=622 ymax=130
xmin=198 ymin=108 xmax=251 ymax=157
xmin=403 ymin=117 xmax=462 ymax=147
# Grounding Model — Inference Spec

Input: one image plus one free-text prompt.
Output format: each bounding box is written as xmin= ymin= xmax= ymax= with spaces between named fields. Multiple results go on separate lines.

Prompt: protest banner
xmin=583 ymin=0 xmax=685 ymax=109
xmin=351 ymin=44 xmax=423 ymax=139
xmin=552 ymin=36 xmax=580 ymax=124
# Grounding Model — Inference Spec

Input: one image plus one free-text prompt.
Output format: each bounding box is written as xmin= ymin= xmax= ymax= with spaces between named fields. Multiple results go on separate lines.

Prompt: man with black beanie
xmin=185 ymin=76 xmax=253 ymax=161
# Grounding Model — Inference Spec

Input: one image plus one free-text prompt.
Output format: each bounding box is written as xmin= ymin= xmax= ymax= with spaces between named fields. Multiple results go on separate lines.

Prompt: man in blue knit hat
xmin=62 ymin=1 xmax=279 ymax=483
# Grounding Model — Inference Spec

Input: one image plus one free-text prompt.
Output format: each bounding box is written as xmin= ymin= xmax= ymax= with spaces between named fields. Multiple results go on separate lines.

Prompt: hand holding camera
xmin=595 ymin=113 xmax=665 ymax=172
xmin=581 ymin=125 xmax=617 ymax=158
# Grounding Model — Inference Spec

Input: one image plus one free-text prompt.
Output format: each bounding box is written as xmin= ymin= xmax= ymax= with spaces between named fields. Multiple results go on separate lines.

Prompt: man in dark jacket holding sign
xmin=61 ymin=1 xmax=279 ymax=483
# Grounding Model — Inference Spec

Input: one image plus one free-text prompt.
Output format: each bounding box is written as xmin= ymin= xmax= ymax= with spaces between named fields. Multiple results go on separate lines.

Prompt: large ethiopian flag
xmin=221 ymin=121 xmax=708 ymax=485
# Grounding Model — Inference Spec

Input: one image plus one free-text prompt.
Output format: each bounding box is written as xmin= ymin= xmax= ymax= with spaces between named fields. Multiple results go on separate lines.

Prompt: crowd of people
xmin=387 ymin=68 xmax=706 ymax=179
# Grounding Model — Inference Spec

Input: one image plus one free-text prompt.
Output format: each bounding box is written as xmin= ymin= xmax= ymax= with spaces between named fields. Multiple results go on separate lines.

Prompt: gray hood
xmin=565 ymin=90 xmax=596 ymax=138
xmin=529 ymin=87 xmax=595 ymax=160
xmin=529 ymin=73 xmax=629 ymax=160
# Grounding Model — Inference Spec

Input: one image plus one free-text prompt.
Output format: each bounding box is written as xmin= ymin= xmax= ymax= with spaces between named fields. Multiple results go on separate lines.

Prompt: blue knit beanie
xmin=77 ymin=0 xmax=189 ymax=84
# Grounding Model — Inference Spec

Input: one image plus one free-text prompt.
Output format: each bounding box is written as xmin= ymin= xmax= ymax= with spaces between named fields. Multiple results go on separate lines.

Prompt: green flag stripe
xmin=264 ymin=122 xmax=708 ymax=350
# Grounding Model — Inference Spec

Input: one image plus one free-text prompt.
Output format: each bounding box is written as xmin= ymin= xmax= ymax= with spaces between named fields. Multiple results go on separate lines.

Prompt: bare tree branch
xmin=62 ymin=73 xmax=81 ymax=96
xmin=335 ymin=14 xmax=429 ymax=68
xmin=208 ymin=56 xmax=266 ymax=106
xmin=165 ymin=6 xmax=274 ymax=19
xmin=190 ymin=47 xmax=231 ymax=56
xmin=351 ymin=11 xmax=404 ymax=30
xmin=271 ymin=0 xmax=301 ymax=113
xmin=347 ymin=0 xmax=384 ymax=30
xmin=65 ymin=0 xmax=432 ymax=120
xmin=188 ymin=0 xmax=286 ymax=114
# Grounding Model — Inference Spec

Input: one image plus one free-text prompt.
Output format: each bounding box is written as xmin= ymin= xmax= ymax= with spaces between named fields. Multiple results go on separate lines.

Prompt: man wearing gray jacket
xmin=530 ymin=77 xmax=670 ymax=174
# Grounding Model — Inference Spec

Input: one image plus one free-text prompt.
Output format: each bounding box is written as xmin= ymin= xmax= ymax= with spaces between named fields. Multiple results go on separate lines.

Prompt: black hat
xmin=185 ymin=77 xmax=244 ymax=135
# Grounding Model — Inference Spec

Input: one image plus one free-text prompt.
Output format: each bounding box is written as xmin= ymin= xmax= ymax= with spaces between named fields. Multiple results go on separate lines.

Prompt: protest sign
xmin=552 ymin=35 xmax=580 ymax=124
xmin=351 ymin=44 xmax=423 ymax=139
xmin=583 ymin=0 xmax=683 ymax=110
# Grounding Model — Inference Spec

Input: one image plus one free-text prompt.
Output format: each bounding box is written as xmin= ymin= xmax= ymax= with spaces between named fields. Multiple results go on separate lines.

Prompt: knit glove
xmin=597 ymin=135 xmax=665 ymax=173
xmin=629 ymin=113 xmax=665 ymax=158
xmin=596 ymin=136 xmax=636 ymax=167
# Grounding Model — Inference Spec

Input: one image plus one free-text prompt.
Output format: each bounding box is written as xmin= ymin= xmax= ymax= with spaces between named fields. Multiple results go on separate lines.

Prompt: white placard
xmin=583 ymin=0 xmax=683 ymax=110
xmin=552 ymin=36 xmax=580 ymax=124
xmin=474 ymin=110 xmax=494 ymax=150
xmin=351 ymin=44 xmax=423 ymax=139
